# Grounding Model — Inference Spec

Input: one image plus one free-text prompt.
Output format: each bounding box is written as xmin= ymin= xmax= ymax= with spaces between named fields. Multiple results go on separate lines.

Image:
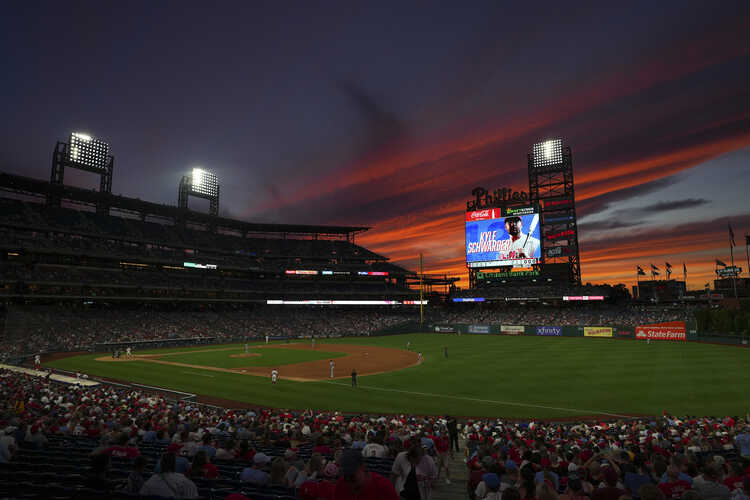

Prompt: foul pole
xmin=419 ymin=253 xmax=424 ymax=325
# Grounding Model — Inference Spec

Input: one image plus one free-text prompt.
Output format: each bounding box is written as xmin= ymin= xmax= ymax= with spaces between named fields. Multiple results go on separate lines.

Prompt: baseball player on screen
xmin=502 ymin=216 xmax=540 ymax=259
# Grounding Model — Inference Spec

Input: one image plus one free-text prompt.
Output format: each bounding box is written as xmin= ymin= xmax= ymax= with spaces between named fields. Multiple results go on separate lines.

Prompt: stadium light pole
xmin=419 ymin=253 xmax=424 ymax=325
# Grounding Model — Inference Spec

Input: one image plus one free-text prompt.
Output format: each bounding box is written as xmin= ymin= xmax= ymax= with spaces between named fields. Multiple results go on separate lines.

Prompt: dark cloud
xmin=336 ymin=81 xmax=407 ymax=158
xmin=576 ymin=176 xmax=680 ymax=217
xmin=627 ymin=198 xmax=710 ymax=215
xmin=578 ymin=219 xmax=642 ymax=232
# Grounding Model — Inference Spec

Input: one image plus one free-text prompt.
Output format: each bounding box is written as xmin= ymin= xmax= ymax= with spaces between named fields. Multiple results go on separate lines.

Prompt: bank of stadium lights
xmin=68 ymin=132 xmax=110 ymax=170
xmin=532 ymin=138 xmax=563 ymax=168
xmin=190 ymin=167 xmax=218 ymax=197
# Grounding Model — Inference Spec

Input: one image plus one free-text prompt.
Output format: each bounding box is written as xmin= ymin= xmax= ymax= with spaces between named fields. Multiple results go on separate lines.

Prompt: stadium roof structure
xmin=0 ymin=171 xmax=369 ymax=239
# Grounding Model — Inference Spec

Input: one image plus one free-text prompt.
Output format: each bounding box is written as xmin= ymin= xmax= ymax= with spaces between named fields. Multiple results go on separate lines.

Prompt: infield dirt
xmin=95 ymin=342 xmax=418 ymax=381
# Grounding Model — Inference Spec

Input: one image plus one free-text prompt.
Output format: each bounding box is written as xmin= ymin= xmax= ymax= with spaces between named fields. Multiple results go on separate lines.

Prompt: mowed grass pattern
xmin=48 ymin=335 xmax=750 ymax=419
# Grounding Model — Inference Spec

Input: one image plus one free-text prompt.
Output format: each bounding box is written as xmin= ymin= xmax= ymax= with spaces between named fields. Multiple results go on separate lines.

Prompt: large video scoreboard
xmin=465 ymin=206 xmax=541 ymax=269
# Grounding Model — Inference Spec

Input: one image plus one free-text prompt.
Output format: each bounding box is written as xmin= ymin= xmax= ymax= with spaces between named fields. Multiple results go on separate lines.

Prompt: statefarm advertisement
xmin=465 ymin=207 xmax=541 ymax=268
xmin=635 ymin=321 xmax=687 ymax=341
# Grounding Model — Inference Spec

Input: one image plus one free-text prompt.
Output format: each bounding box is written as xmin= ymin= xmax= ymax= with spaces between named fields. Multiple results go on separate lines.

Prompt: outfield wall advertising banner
xmin=584 ymin=327 xmax=613 ymax=337
xmin=465 ymin=209 xmax=541 ymax=268
xmin=536 ymin=326 xmax=562 ymax=336
xmin=635 ymin=321 xmax=687 ymax=341
xmin=468 ymin=325 xmax=491 ymax=334
xmin=501 ymin=325 xmax=525 ymax=335
xmin=434 ymin=326 xmax=455 ymax=333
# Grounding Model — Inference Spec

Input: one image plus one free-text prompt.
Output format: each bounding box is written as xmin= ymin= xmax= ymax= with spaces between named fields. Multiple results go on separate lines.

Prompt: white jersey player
xmin=265 ymin=335 xmax=269 ymax=344
xmin=501 ymin=216 xmax=540 ymax=260
xmin=407 ymin=341 xmax=411 ymax=351
xmin=126 ymin=347 xmax=132 ymax=358
xmin=34 ymin=354 xmax=41 ymax=370
xmin=245 ymin=343 xmax=249 ymax=354
xmin=312 ymin=337 xmax=316 ymax=348
xmin=417 ymin=352 xmax=423 ymax=364
xmin=329 ymin=359 xmax=335 ymax=378
xmin=271 ymin=369 xmax=278 ymax=384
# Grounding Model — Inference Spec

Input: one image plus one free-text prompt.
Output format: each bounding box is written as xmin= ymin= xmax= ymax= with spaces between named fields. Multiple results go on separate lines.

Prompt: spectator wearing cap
xmin=391 ymin=443 xmax=437 ymax=500
xmin=333 ymin=448 xmax=398 ymax=499
xmin=140 ymin=453 xmax=199 ymax=498
xmin=240 ymin=452 xmax=271 ymax=486
xmin=560 ymin=472 xmax=588 ymax=500
xmin=477 ymin=472 xmax=502 ymax=500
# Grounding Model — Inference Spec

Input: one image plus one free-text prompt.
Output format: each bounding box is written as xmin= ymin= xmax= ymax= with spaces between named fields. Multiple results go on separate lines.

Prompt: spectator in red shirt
xmin=658 ymin=466 xmax=691 ymax=500
xmin=100 ymin=432 xmax=141 ymax=459
xmin=333 ymin=448 xmax=398 ymax=500
xmin=187 ymin=451 xmax=219 ymax=480
xmin=723 ymin=462 xmax=746 ymax=492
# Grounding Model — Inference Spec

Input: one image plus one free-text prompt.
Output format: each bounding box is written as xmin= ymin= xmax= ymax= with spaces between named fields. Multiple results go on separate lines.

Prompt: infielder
xmin=329 ymin=359 xmax=335 ymax=378
xmin=406 ymin=341 xmax=411 ymax=351
xmin=245 ymin=343 xmax=249 ymax=354
xmin=417 ymin=352 xmax=423 ymax=364
xmin=34 ymin=354 xmax=41 ymax=370
xmin=312 ymin=337 xmax=316 ymax=349
xmin=126 ymin=347 xmax=132 ymax=359
xmin=265 ymin=335 xmax=269 ymax=344
xmin=271 ymin=368 xmax=278 ymax=384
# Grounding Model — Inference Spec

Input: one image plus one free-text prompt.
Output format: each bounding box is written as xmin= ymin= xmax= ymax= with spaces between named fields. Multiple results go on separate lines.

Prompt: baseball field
xmin=45 ymin=334 xmax=750 ymax=419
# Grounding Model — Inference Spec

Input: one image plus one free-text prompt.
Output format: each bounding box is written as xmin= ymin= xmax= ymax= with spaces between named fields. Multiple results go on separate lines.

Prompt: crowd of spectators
xmin=1 ymin=368 xmax=749 ymax=500
xmin=0 ymin=306 xmax=417 ymax=359
xmin=439 ymin=304 xmax=695 ymax=328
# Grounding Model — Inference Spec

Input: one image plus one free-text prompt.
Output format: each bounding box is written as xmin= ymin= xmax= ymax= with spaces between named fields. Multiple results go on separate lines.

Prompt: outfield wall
xmin=423 ymin=320 xmax=699 ymax=341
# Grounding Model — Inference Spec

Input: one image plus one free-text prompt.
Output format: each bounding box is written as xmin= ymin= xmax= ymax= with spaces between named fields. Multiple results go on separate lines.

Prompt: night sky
xmin=2 ymin=1 xmax=750 ymax=289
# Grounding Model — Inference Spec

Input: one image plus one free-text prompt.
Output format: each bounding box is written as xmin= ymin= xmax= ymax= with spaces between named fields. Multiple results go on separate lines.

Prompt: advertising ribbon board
xmin=468 ymin=325 xmax=491 ymax=334
xmin=500 ymin=325 xmax=524 ymax=335
xmin=434 ymin=326 xmax=455 ymax=333
xmin=584 ymin=327 xmax=613 ymax=338
xmin=536 ymin=326 xmax=562 ymax=336
xmin=635 ymin=321 xmax=686 ymax=341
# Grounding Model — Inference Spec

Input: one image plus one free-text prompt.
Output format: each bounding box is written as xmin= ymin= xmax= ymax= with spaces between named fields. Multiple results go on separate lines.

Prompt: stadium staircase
xmin=431 ymin=436 xmax=469 ymax=500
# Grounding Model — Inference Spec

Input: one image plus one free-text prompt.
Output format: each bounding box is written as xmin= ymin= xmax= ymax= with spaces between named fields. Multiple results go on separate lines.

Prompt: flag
xmin=729 ymin=223 xmax=735 ymax=247
xmin=715 ymin=259 xmax=727 ymax=267
xmin=665 ymin=262 xmax=672 ymax=269
xmin=653 ymin=270 xmax=660 ymax=276
xmin=651 ymin=264 xmax=659 ymax=271
xmin=637 ymin=266 xmax=646 ymax=276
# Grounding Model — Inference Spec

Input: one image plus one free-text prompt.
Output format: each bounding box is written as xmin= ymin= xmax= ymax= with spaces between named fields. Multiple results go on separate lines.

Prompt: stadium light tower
xmin=528 ymin=138 xmax=581 ymax=285
xmin=178 ymin=167 xmax=220 ymax=216
xmin=48 ymin=132 xmax=114 ymax=215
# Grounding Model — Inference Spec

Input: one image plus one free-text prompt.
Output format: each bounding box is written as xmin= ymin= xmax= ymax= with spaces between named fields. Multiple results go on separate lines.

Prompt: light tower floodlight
xmin=178 ymin=167 xmax=220 ymax=216
xmin=190 ymin=168 xmax=218 ymax=197
xmin=49 ymin=131 xmax=114 ymax=215
xmin=532 ymin=138 xmax=563 ymax=169
xmin=69 ymin=132 xmax=110 ymax=171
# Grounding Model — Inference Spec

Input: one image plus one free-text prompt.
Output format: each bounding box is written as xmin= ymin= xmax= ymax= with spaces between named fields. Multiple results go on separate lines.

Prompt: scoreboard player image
xmin=465 ymin=209 xmax=541 ymax=267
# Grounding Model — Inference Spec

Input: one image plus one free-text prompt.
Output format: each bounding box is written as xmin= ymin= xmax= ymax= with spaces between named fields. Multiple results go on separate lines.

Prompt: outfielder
xmin=329 ymin=359 xmax=335 ymax=378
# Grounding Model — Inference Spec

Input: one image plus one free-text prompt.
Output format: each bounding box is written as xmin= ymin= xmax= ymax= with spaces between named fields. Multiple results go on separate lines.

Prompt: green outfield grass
xmin=47 ymin=335 xmax=750 ymax=419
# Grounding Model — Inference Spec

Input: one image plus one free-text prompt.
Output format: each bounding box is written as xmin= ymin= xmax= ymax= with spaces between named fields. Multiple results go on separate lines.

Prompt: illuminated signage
xmin=477 ymin=270 xmax=540 ymax=279
xmin=562 ymin=296 xmax=604 ymax=301
xmin=357 ymin=271 xmax=389 ymax=276
xmin=546 ymin=229 xmax=575 ymax=241
xmin=184 ymin=262 xmax=217 ymax=269
xmin=285 ymin=270 xmax=319 ymax=275
xmin=451 ymin=298 xmax=486 ymax=302
xmin=266 ymin=300 xmax=426 ymax=305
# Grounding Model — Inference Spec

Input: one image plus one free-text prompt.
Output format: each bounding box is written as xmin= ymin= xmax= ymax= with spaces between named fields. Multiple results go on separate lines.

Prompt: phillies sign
xmin=635 ymin=321 xmax=686 ymax=341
